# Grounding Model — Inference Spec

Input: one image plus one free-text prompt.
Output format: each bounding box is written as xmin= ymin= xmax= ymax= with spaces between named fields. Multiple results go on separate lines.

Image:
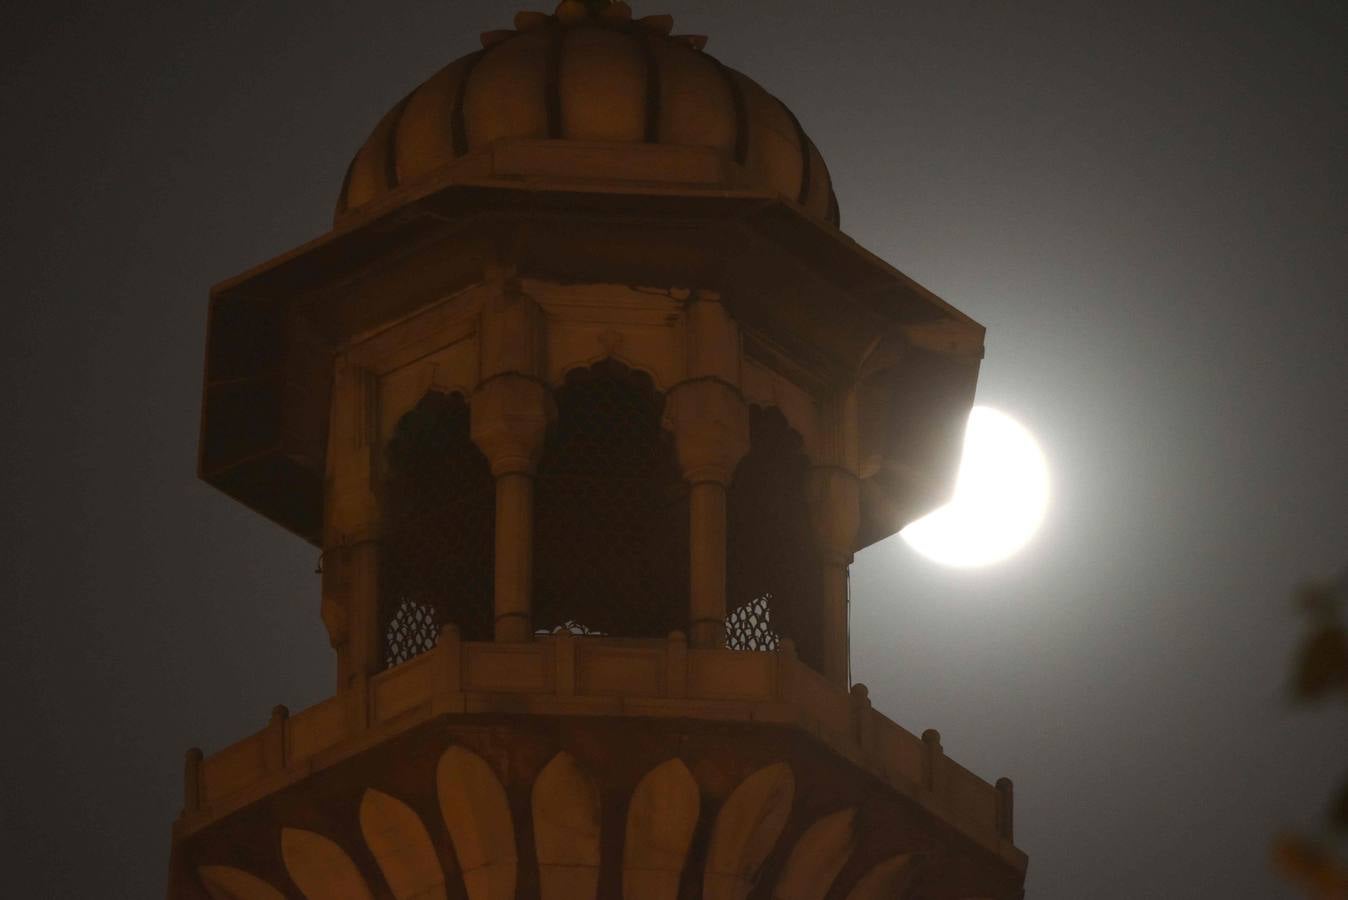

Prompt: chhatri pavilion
xmin=171 ymin=4 xmax=1028 ymax=898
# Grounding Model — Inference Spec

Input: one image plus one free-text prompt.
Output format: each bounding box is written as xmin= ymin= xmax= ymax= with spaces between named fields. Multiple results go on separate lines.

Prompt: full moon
xmin=900 ymin=406 xmax=1050 ymax=567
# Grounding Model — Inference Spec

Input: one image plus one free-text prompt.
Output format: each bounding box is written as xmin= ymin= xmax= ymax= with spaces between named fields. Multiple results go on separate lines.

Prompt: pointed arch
xmin=534 ymin=358 xmax=688 ymax=636
xmin=623 ymin=758 xmax=701 ymax=900
xmin=437 ymin=746 xmax=517 ymax=900
xmin=280 ymin=828 xmax=374 ymax=900
xmin=727 ymin=406 xmax=825 ymax=669
xmin=772 ymin=808 xmax=858 ymax=900
xmin=359 ymin=789 xmax=447 ymax=900
xmin=704 ymin=763 xmax=795 ymax=900
xmin=533 ymin=751 xmax=602 ymax=900
xmin=381 ymin=391 xmax=495 ymax=663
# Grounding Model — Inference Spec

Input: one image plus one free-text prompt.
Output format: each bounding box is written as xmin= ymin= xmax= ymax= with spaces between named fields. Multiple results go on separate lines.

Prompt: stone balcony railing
xmin=178 ymin=628 xmax=1022 ymax=870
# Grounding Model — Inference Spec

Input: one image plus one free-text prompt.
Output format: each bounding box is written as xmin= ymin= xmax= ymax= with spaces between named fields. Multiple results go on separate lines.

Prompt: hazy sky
xmin=2 ymin=2 xmax=1343 ymax=897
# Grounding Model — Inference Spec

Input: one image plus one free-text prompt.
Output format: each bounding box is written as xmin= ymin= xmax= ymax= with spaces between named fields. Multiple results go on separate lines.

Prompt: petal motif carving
xmin=772 ymin=808 xmax=858 ymax=900
xmin=845 ymin=853 xmax=919 ymax=900
xmin=704 ymin=762 xmax=795 ymax=900
xmin=623 ymin=758 xmax=701 ymax=900
xmin=197 ymin=866 xmax=285 ymax=900
xmin=280 ymin=828 xmax=374 ymax=900
xmin=437 ymin=746 xmax=518 ymax=900
xmin=533 ymin=751 xmax=602 ymax=900
xmin=359 ymin=789 xmax=448 ymax=900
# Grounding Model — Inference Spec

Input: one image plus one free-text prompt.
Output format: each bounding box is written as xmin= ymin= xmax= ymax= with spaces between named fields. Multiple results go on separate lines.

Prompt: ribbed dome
xmin=336 ymin=7 xmax=839 ymax=226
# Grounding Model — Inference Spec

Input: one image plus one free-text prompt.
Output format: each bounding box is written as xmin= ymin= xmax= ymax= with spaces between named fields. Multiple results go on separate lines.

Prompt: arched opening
xmin=533 ymin=359 xmax=688 ymax=637
xmin=379 ymin=391 xmax=495 ymax=666
xmin=726 ymin=406 xmax=824 ymax=670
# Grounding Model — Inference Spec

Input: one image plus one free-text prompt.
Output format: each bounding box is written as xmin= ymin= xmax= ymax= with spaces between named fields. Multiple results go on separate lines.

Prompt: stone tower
xmin=172 ymin=4 xmax=1027 ymax=898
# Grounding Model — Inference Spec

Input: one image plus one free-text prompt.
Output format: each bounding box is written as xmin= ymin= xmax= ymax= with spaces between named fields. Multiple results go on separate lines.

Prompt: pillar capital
xmin=683 ymin=291 xmax=740 ymax=387
xmin=480 ymin=279 xmax=546 ymax=379
xmin=470 ymin=374 xmax=554 ymax=477
xmin=665 ymin=378 xmax=750 ymax=486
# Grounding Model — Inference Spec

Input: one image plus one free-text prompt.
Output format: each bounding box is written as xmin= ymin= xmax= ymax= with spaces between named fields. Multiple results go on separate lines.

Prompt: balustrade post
xmin=849 ymin=682 xmax=873 ymax=751
xmin=996 ymin=777 xmax=1015 ymax=842
xmin=922 ymin=728 xmax=945 ymax=794
xmin=264 ymin=705 xmax=289 ymax=772
xmin=437 ymin=623 xmax=462 ymax=695
xmin=555 ymin=629 xmax=576 ymax=696
xmin=432 ymin=623 xmax=462 ymax=717
xmin=666 ymin=630 xmax=688 ymax=698
xmin=775 ymin=636 xmax=797 ymax=702
xmin=183 ymin=747 xmax=203 ymax=814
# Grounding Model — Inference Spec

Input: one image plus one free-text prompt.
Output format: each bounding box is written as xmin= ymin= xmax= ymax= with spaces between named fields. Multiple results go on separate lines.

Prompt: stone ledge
xmin=178 ymin=630 xmax=1024 ymax=871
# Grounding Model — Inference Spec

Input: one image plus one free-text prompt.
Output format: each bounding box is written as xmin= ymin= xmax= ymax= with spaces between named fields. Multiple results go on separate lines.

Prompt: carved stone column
xmin=471 ymin=279 xmax=552 ymax=642
xmin=322 ymin=357 xmax=382 ymax=690
xmin=667 ymin=293 xmax=749 ymax=648
xmin=808 ymin=388 xmax=861 ymax=689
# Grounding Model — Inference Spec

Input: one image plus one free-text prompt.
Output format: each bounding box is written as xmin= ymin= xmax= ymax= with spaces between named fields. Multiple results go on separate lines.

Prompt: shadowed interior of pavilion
xmin=380 ymin=359 xmax=825 ymax=673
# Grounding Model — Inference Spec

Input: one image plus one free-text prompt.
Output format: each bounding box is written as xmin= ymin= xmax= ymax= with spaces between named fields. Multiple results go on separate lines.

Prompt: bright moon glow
xmin=900 ymin=406 xmax=1050 ymax=568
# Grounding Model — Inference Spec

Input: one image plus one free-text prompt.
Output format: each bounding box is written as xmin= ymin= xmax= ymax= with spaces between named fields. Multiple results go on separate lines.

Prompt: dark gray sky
xmin=2 ymin=1 xmax=1343 ymax=897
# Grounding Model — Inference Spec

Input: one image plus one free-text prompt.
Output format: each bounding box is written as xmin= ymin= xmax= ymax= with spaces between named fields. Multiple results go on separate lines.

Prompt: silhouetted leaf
xmin=1332 ymin=778 xmax=1348 ymax=834
xmin=1271 ymin=833 xmax=1348 ymax=895
xmin=1274 ymin=574 xmax=1348 ymax=896
xmin=1293 ymin=626 xmax=1348 ymax=701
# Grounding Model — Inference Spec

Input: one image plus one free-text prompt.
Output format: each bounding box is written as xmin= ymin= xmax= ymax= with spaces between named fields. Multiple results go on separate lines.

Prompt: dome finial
xmin=555 ymin=0 xmax=632 ymax=23
xmin=491 ymin=3 xmax=690 ymax=48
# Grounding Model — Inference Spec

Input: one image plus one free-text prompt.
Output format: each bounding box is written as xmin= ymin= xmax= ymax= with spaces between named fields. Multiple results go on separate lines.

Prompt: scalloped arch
xmin=553 ymin=348 xmax=672 ymax=397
